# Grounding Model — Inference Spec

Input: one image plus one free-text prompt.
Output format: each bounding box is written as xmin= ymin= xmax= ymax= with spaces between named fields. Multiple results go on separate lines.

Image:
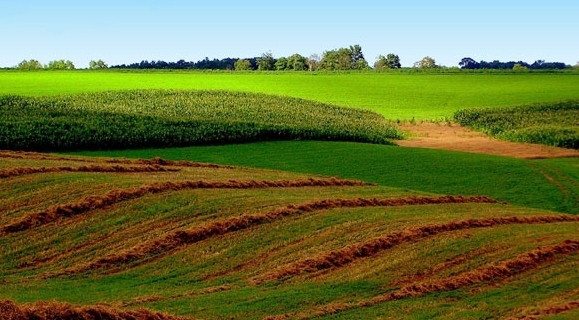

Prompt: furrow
xmin=53 ymin=195 xmax=495 ymax=277
xmin=1 ymin=177 xmax=370 ymax=235
xmin=258 ymin=214 xmax=579 ymax=283
xmin=0 ymin=299 xmax=194 ymax=320
xmin=0 ymin=164 xmax=180 ymax=179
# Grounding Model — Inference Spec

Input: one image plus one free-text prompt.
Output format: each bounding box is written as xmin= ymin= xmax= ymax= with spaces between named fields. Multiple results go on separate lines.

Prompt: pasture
xmin=1 ymin=70 xmax=579 ymax=319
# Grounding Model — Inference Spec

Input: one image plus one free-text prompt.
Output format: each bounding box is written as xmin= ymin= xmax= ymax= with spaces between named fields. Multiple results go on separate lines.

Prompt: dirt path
xmin=397 ymin=122 xmax=579 ymax=159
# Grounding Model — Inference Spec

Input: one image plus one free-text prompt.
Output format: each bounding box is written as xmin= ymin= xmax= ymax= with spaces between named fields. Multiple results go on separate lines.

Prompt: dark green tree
xmin=374 ymin=54 xmax=401 ymax=69
xmin=234 ymin=59 xmax=252 ymax=71
xmin=257 ymin=52 xmax=275 ymax=71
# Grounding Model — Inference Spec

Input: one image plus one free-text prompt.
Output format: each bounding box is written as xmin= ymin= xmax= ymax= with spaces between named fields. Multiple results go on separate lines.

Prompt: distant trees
xmin=458 ymin=57 xmax=480 ymax=69
xmin=512 ymin=63 xmax=529 ymax=71
xmin=257 ymin=52 xmax=275 ymax=71
xmin=46 ymin=59 xmax=75 ymax=70
xmin=318 ymin=45 xmax=369 ymax=71
xmin=234 ymin=59 xmax=252 ymax=71
xmin=374 ymin=54 xmax=401 ymax=69
xmin=306 ymin=54 xmax=320 ymax=71
xmin=459 ymin=57 xmax=568 ymax=70
xmin=89 ymin=60 xmax=108 ymax=69
xmin=413 ymin=56 xmax=437 ymax=69
xmin=17 ymin=59 xmax=43 ymax=70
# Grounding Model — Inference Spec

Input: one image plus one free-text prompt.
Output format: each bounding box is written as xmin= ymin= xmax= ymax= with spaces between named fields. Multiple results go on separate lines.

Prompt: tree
xmin=374 ymin=54 xmax=401 ymax=69
xmin=234 ymin=59 xmax=252 ymax=71
xmin=256 ymin=52 xmax=275 ymax=71
xmin=306 ymin=54 xmax=320 ymax=71
xmin=458 ymin=57 xmax=480 ymax=69
xmin=275 ymin=57 xmax=288 ymax=71
xmin=47 ymin=59 xmax=75 ymax=70
xmin=89 ymin=59 xmax=108 ymax=69
xmin=287 ymin=53 xmax=307 ymax=71
xmin=17 ymin=59 xmax=43 ymax=70
xmin=512 ymin=63 xmax=529 ymax=71
xmin=318 ymin=45 xmax=369 ymax=71
xmin=413 ymin=56 xmax=437 ymax=69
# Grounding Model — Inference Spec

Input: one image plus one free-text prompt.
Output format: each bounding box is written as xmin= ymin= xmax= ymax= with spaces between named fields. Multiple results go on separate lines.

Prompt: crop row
xmin=454 ymin=100 xmax=579 ymax=149
xmin=0 ymin=90 xmax=402 ymax=151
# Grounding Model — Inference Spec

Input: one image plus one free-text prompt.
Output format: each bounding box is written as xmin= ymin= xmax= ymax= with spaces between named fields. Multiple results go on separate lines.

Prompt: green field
xmin=455 ymin=100 xmax=579 ymax=149
xmin=1 ymin=70 xmax=579 ymax=319
xmin=0 ymin=90 xmax=400 ymax=151
xmin=2 ymin=70 xmax=579 ymax=120
xmin=1 ymin=152 xmax=579 ymax=319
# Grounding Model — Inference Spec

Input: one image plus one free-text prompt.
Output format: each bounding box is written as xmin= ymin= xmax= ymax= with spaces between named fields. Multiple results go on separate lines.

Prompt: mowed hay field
xmin=1 ymin=70 xmax=579 ymax=319
xmin=1 ymin=151 xmax=579 ymax=319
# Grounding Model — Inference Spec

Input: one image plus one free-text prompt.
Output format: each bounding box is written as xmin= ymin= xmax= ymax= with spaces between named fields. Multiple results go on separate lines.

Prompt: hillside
xmin=1 ymin=151 xmax=579 ymax=319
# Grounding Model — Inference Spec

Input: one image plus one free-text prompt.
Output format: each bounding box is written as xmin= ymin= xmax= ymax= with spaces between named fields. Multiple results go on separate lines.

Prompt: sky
xmin=1 ymin=0 xmax=578 ymax=68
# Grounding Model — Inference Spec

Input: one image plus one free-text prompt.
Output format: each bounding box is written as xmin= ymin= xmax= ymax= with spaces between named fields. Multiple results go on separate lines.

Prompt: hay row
xmin=0 ymin=150 xmax=233 ymax=169
xmin=1 ymin=178 xmax=372 ymax=235
xmin=0 ymin=164 xmax=180 ymax=179
xmin=259 ymin=214 xmax=579 ymax=283
xmin=54 ymin=195 xmax=495 ymax=276
xmin=0 ymin=299 xmax=193 ymax=320
xmin=269 ymin=239 xmax=579 ymax=320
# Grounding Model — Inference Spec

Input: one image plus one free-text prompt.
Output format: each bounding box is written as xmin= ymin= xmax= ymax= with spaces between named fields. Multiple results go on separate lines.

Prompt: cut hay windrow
xmin=0 ymin=164 xmax=180 ymax=178
xmin=513 ymin=300 xmax=579 ymax=319
xmin=52 ymin=195 xmax=495 ymax=276
xmin=1 ymin=178 xmax=372 ymax=235
xmin=0 ymin=299 xmax=194 ymax=320
xmin=0 ymin=150 xmax=234 ymax=169
xmin=259 ymin=214 xmax=579 ymax=283
xmin=273 ymin=239 xmax=579 ymax=320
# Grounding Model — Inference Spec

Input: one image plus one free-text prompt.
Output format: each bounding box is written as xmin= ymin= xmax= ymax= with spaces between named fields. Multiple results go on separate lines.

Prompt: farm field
xmin=2 ymin=70 xmax=579 ymax=120
xmin=1 ymin=151 xmax=579 ymax=319
xmin=1 ymin=70 xmax=579 ymax=319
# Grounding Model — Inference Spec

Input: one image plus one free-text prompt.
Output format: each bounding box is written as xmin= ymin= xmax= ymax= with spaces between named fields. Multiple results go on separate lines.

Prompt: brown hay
xmin=0 ymin=299 xmax=193 ymax=320
xmin=0 ymin=165 xmax=180 ymax=179
xmin=512 ymin=300 xmax=579 ymax=319
xmin=259 ymin=214 xmax=579 ymax=283
xmin=55 ymin=195 xmax=494 ymax=277
xmin=0 ymin=150 xmax=233 ymax=169
xmin=2 ymin=177 xmax=370 ymax=235
xmin=293 ymin=240 xmax=579 ymax=319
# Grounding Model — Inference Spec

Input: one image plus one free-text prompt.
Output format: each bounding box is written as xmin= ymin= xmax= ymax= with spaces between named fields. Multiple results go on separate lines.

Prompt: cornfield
xmin=0 ymin=90 xmax=402 ymax=151
xmin=454 ymin=100 xmax=579 ymax=149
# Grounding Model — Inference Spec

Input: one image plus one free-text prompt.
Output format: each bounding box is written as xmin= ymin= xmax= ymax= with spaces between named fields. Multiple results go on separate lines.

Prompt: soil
xmin=397 ymin=122 xmax=579 ymax=159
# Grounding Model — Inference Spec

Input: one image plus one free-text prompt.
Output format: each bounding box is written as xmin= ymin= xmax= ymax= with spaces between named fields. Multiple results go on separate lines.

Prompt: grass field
xmin=2 ymin=70 xmax=579 ymax=120
xmin=74 ymin=141 xmax=579 ymax=214
xmin=1 ymin=70 xmax=579 ymax=319
xmin=1 ymin=152 xmax=579 ymax=319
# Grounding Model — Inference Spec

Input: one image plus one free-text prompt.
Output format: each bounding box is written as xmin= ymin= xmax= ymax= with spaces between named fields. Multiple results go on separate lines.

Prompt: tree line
xmin=11 ymin=46 xmax=576 ymax=71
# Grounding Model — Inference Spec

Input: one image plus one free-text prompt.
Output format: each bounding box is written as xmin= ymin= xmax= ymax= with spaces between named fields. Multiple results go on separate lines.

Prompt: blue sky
xmin=2 ymin=0 xmax=578 ymax=68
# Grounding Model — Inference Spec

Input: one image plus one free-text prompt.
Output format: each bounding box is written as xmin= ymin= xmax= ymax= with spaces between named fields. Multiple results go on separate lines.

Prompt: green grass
xmin=455 ymin=100 xmax=579 ymax=149
xmin=2 ymin=151 xmax=578 ymax=319
xmin=2 ymin=70 xmax=579 ymax=119
xmin=0 ymin=90 xmax=400 ymax=151
xmin=72 ymin=141 xmax=579 ymax=214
